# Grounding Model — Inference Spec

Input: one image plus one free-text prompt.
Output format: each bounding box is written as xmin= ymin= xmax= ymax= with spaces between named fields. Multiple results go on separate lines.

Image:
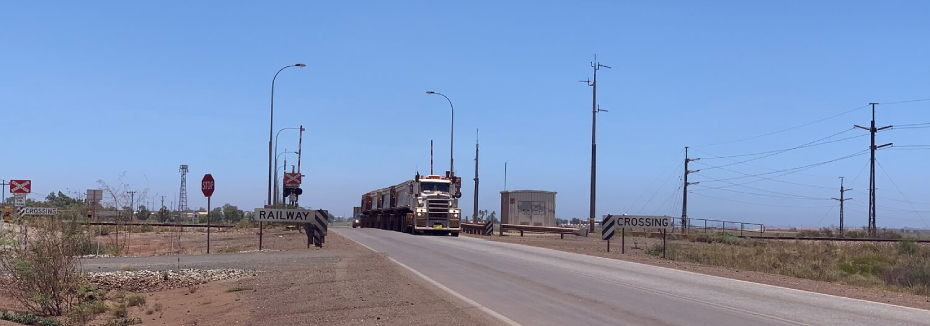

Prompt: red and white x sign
xmin=10 ymin=180 xmax=31 ymax=194
xmin=284 ymin=173 xmax=301 ymax=187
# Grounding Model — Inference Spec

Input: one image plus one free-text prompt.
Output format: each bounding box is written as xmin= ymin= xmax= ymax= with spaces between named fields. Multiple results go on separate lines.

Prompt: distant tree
xmin=120 ymin=206 xmax=132 ymax=221
xmin=137 ymin=205 xmax=151 ymax=221
xmin=156 ymin=207 xmax=170 ymax=222
xmin=555 ymin=218 xmax=568 ymax=226
xmin=244 ymin=211 xmax=255 ymax=222
xmin=221 ymin=204 xmax=244 ymax=223
xmin=488 ymin=211 xmax=498 ymax=224
xmin=45 ymin=191 xmax=81 ymax=208
xmin=570 ymin=217 xmax=581 ymax=225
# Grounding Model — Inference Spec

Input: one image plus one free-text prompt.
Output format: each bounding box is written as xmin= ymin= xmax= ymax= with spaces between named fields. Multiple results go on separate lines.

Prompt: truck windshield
xmin=421 ymin=182 xmax=450 ymax=193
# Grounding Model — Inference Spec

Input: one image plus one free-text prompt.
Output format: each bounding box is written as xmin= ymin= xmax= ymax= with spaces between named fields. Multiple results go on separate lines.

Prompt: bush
xmin=880 ymin=257 xmax=930 ymax=295
xmin=896 ymin=240 xmax=919 ymax=256
xmin=110 ymin=303 xmax=127 ymax=319
xmin=644 ymin=244 xmax=664 ymax=256
xmin=0 ymin=219 xmax=86 ymax=316
xmin=0 ymin=311 xmax=62 ymax=326
xmin=693 ymin=232 xmax=749 ymax=246
xmin=125 ymin=294 xmax=146 ymax=308
xmin=844 ymin=230 xmax=867 ymax=238
xmin=837 ymin=254 xmax=889 ymax=276
xmin=105 ymin=317 xmax=141 ymax=326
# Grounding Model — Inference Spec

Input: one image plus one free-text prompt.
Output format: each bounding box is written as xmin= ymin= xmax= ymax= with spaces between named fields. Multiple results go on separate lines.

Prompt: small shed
xmin=500 ymin=190 xmax=557 ymax=226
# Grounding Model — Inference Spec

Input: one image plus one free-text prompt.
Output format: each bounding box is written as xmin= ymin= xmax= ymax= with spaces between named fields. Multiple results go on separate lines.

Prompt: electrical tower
xmin=832 ymin=177 xmax=851 ymax=237
xmin=681 ymin=147 xmax=700 ymax=234
xmin=178 ymin=164 xmax=189 ymax=212
xmin=854 ymin=103 xmax=892 ymax=237
xmin=581 ymin=54 xmax=610 ymax=233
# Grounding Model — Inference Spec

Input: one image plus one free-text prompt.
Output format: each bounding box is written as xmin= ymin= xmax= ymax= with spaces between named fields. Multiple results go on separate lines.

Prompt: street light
xmin=266 ymin=63 xmax=305 ymax=251
xmin=426 ymin=91 xmax=454 ymax=180
xmin=268 ymin=63 xmax=306 ymax=206
xmin=274 ymin=150 xmax=298 ymax=205
xmin=274 ymin=127 xmax=302 ymax=203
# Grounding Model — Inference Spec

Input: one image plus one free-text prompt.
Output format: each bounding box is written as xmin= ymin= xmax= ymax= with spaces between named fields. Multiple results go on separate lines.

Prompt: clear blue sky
xmin=3 ymin=1 xmax=929 ymax=229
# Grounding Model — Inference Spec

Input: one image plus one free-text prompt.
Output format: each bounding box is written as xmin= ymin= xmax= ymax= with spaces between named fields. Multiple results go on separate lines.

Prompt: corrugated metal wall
xmin=500 ymin=190 xmax=556 ymax=226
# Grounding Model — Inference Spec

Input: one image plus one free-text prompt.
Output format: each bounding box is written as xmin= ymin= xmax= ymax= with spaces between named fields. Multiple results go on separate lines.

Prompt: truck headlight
xmin=453 ymin=213 xmax=459 ymax=218
xmin=417 ymin=212 xmax=424 ymax=217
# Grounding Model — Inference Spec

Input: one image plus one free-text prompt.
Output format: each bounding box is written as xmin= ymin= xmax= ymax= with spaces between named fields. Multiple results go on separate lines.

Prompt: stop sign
xmin=201 ymin=174 xmax=215 ymax=197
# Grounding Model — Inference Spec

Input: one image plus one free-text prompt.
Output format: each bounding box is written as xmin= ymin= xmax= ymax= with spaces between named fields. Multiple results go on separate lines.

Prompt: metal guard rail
xmin=499 ymin=224 xmax=578 ymax=239
xmin=461 ymin=221 xmax=494 ymax=235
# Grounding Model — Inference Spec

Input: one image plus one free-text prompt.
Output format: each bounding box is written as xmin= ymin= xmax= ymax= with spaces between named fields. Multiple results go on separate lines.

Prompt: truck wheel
xmin=451 ymin=232 xmax=460 ymax=237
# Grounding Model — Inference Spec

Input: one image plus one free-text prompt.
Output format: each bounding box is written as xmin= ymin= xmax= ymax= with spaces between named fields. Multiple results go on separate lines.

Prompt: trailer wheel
xmin=451 ymin=232 xmax=459 ymax=237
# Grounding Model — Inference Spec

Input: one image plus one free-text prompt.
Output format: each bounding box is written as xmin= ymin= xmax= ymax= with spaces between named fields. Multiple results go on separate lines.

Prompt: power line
xmin=692 ymin=104 xmax=870 ymax=147
xmin=696 ymin=150 xmax=869 ymax=183
xmin=695 ymin=129 xmax=861 ymax=161
xmin=710 ymin=187 xmax=832 ymax=200
xmin=689 ymin=192 xmax=834 ymax=209
xmin=694 ymin=174 xmax=832 ymax=200
xmin=882 ymin=98 xmax=930 ymax=105
xmin=876 ymin=160 xmax=930 ymax=228
xmin=627 ymin=152 xmax=683 ymax=214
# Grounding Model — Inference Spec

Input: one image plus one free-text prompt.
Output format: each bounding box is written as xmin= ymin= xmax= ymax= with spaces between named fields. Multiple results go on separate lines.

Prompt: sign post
xmin=612 ymin=215 xmax=674 ymax=258
xmin=601 ymin=214 xmax=615 ymax=253
xmin=253 ymin=208 xmax=331 ymax=248
xmin=201 ymin=174 xmax=215 ymax=254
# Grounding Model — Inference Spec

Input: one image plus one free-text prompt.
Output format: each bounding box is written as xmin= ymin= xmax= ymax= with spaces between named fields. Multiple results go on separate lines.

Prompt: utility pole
xmin=160 ymin=196 xmax=165 ymax=209
xmin=504 ymin=160 xmax=509 ymax=191
xmin=473 ymin=129 xmax=479 ymax=224
xmin=581 ymin=54 xmax=610 ymax=233
xmin=681 ymin=147 xmax=700 ymax=234
xmin=128 ymin=191 xmax=137 ymax=220
xmin=1 ymin=180 xmax=8 ymax=204
xmin=854 ymin=103 xmax=892 ymax=237
xmin=832 ymin=177 xmax=852 ymax=237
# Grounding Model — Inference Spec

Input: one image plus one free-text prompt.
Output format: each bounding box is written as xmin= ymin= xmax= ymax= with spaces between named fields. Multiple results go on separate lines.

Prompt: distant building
xmin=501 ymin=190 xmax=557 ymax=227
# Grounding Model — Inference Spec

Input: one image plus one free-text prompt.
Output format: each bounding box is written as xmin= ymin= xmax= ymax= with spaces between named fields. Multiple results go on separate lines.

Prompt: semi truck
xmin=360 ymin=172 xmax=462 ymax=236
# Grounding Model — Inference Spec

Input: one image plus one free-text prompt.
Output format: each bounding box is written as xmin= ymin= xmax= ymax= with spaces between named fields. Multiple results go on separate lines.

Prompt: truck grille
xmin=427 ymin=196 xmax=450 ymax=218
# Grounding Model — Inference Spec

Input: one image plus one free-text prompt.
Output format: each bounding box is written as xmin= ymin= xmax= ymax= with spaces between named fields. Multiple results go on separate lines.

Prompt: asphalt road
xmin=338 ymin=228 xmax=930 ymax=326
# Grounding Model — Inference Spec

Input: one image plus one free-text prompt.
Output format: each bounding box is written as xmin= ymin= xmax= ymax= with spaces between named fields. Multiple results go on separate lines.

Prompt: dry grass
xmin=656 ymin=233 xmax=930 ymax=296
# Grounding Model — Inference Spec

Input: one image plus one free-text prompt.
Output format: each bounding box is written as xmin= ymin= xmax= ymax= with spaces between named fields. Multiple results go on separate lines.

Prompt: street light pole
xmin=274 ymin=127 xmax=300 ymax=204
xmin=266 ymin=63 xmax=305 ymax=251
xmin=275 ymin=150 xmax=297 ymax=205
xmin=426 ymin=91 xmax=454 ymax=179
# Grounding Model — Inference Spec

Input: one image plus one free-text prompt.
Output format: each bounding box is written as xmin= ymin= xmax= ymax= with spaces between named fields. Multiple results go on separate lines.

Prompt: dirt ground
xmin=0 ymin=227 xmax=500 ymax=326
xmin=469 ymin=231 xmax=930 ymax=310
xmin=91 ymin=225 xmax=303 ymax=256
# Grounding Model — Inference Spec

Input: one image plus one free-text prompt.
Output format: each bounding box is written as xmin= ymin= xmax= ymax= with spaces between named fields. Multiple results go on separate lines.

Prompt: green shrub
xmin=896 ymin=240 xmax=918 ymax=256
xmin=837 ymin=254 xmax=889 ymax=276
xmin=880 ymin=257 xmax=930 ymax=295
xmin=693 ymin=232 xmax=748 ymax=246
xmin=0 ymin=310 xmax=62 ymax=326
xmin=125 ymin=294 xmax=146 ymax=308
xmin=0 ymin=219 xmax=85 ymax=316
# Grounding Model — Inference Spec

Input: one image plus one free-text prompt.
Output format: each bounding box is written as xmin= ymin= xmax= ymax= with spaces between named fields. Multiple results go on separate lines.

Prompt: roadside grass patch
xmin=0 ymin=311 xmax=62 ymax=326
xmin=669 ymin=237 xmax=930 ymax=296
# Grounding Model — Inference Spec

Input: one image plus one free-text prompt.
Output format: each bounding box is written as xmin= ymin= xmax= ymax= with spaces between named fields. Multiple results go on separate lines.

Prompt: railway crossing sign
xmin=201 ymin=174 xmax=215 ymax=197
xmin=613 ymin=215 xmax=673 ymax=230
xmin=253 ymin=208 xmax=332 ymax=248
xmin=10 ymin=180 xmax=31 ymax=194
xmin=17 ymin=207 xmax=58 ymax=216
xmin=13 ymin=194 xmax=26 ymax=207
xmin=284 ymin=172 xmax=301 ymax=187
